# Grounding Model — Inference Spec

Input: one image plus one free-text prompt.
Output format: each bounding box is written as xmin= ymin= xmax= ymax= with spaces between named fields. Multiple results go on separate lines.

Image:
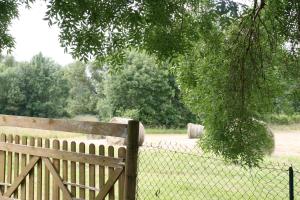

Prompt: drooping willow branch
xmin=253 ymin=0 xmax=265 ymax=20
xmin=227 ymin=0 xmax=269 ymax=115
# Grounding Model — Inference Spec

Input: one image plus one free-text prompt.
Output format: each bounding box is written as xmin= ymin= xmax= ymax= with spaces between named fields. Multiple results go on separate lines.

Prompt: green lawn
xmin=137 ymin=148 xmax=300 ymax=200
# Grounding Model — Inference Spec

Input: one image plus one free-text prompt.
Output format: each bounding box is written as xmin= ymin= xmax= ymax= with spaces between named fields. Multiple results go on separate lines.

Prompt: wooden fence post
xmin=124 ymin=120 xmax=139 ymax=200
xmin=289 ymin=166 xmax=294 ymax=200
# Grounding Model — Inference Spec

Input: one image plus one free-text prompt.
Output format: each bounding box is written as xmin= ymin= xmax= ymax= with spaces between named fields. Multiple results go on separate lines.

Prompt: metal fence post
xmin=124 ymin=120 xmax=140 ymax=200
xmin=289 ymin=166 xmax=294 ymax=200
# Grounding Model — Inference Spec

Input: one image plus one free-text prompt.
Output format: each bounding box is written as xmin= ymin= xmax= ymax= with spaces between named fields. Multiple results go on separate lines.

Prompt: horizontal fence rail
xmin=0 ymin=114 xmax=128 ymax=138
xmin=0 ymin=142 xmax=125 ymax=168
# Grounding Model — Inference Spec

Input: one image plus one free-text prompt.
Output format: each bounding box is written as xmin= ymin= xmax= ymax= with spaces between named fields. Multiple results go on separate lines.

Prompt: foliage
xmin=0 ymin=53 xmax=69 ymax=117
xmin=100 ymin=50 xmax=196 ymax=127
xmin=0 ymin=0 xmax=35 ymax=53
xmin=0 ymin=0 xmax=299 ymax=165
xmin=43 ymin=0 xmax=208 ymax=61
xmin=118 ymin=109 xmax=140 ymax=121
xmin=272 ymin=51 xmax=300 ymax=114
xmin=175 ymin=1 xmax=300 ymax=165
xmin=0 ymin=1 xmax=18 ymax=54
xmin=64 ymin=61 xmax=98 ymax=116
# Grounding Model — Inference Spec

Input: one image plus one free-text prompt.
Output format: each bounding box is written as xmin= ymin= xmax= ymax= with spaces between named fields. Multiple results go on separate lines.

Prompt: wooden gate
xmin=0 ymin=115 xmax=139 ymax=200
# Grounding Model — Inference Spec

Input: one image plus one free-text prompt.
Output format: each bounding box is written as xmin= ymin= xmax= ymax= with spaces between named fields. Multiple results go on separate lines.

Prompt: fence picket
xmin=89 ymin=144 xmax=96 ymax=200
xmin=52 ymin=140 xmax=60 ymax=200
xmin=79 ymin=142 xmax=86 ymax=199
xmin=99 ymin=145 xmax=105 ymax=194
xmin=6 ymin=135 xmax=13 ymax=191
xmin=108 ymin=146 xmax=115 ymax=200
xmin=118 ymin=147 xmax=126 ymax=200
xmin=44 ymin=139 xmax=50 ymax=200
xmin=70 ymin=141 xmax=76 ymax=197
xmin=29 ymin=137 xmax=35 ymax=200
xmin=62 ymin=140 xmax=68 ymax=200
xmin=37 ymin=138 xmax=43 ymax=200
xmin=0 ymin=134 xmax=7 ymax=195
xmin=21 ymin=136 xmax=27 ymax=200
xmin=14 ymin=135 xmax=20 ymax=198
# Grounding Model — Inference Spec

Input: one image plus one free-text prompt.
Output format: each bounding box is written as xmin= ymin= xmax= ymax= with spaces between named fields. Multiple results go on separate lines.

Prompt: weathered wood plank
xmin=63 ymin=181 xmax=100 ymax=192
xmin=89 ymin=144 xmax=95 ymax=200
xmin=99 ymin=145 xmax=105 ymax=192
xmin=44 ymin=139 xmax=50 ymax=200
xmin=28 ymin=137 xmax=35 ymax=200
xmin=4 ymin=156 xmax=40 ymax=197
xmin=79 ymin=143 xmax=85 ymax=199
xmin=124 ymin=120 xmax=140 ymax=200
xmin=52 ymin=140 xmax=60 ymax=200
xmin=0 ymin=142 xmax=124 ymax=167
xmin=43 ymin=158 xmax=72 ymax=200
xmin=70 ymin=142 xmax=76 ymax=197
xmin=95 ymin=168 xmax=123 ymax=200
xmin=13 ymin=135 xmax=20 ymax=199
xmin=118 ymin=147 xmax=126 ymax=200
xmin=0 ymin=115 xmax=127 ymax=138
xmin=0 ymin=195 xmax=21 ymax=200
xmin=0 ymin=134 xmax=6 ymax=195
xmin=36 ymin=138 xmax=43 ymax=200
xmin=62 ymin=141 xmax=68 ymax=200
xmin=108 ymin=146 xmax=115 ymax=200
xmin=6 ymin=135 xmax=13 ymax=191
xmin=20 ymin=136 xmax=27 ymax=200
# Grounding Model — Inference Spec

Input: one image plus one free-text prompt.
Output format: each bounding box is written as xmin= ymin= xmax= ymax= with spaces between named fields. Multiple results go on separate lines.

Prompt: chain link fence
xmin=295 ymin=169 xmax=300 ymax=199
xmin=136 ymin=143 xmax=299 ymax=200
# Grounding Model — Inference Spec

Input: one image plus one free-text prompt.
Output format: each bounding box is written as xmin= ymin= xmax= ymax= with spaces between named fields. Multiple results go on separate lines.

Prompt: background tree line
xmin=0 ymin=51 xmax=196 ymax=128
xmin=0 ymin=51 xmax=298 ymax=128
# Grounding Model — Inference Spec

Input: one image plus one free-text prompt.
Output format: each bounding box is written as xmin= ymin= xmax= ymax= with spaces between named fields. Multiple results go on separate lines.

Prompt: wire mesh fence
xmin=136 ymin=143 xmax=299 ymax=200
xmin=295 ymin=169 xmax=300 ymax=199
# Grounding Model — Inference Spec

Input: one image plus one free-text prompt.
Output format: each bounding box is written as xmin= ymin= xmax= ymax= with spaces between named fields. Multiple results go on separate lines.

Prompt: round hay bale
xmin=106 ymin=117 xmax=145 ymax=146
xmin=187 ymin=123 xmax=204 ymax=139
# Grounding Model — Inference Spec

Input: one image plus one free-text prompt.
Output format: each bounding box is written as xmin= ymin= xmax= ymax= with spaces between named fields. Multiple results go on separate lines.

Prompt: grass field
xmin=145 ymin=128 xmax=186 ymax=134
xmin=137 ymin=148 xmax=300 ymax=200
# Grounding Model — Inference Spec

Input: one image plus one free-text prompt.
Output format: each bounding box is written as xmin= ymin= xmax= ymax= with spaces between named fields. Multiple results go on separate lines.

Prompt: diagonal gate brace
xmin=43 ymin=158 xmax=73 ymax=200
xmin=95 ymin=167 xmax=124 ymax=200
xmin=3 ymin=156 xmax=40 ymax=197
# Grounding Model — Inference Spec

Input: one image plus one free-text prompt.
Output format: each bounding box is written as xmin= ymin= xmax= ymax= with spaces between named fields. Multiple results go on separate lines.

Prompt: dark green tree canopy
xmin=64 ymin=61 xmax=98 ymax=116
xmin=101 ymin=50 xmax=195 ymax=127
xmin=0 ymin=53 xmax=69 ymax=117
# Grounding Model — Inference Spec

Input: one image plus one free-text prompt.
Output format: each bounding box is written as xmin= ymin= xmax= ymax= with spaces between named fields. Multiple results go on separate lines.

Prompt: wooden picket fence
xmin=0 ymin=115 xmax=140 ymax=200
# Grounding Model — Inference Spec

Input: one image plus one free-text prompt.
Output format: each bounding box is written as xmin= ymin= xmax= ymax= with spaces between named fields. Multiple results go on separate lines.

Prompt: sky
xmin=9 ymin=2 xmax=74 ymax=66
xmin=9 ymin=0 xmax=252 ymax=66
